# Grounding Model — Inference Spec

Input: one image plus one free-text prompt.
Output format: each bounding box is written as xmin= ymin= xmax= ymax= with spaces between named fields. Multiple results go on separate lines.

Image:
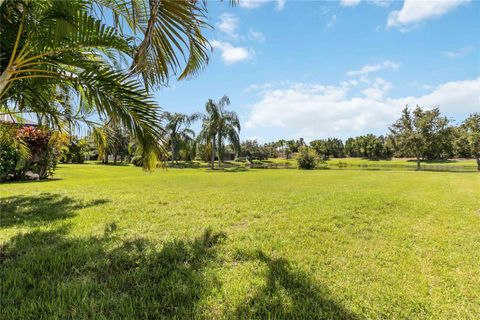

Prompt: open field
xmin=1 ymin=164 xmax=479 ymax=319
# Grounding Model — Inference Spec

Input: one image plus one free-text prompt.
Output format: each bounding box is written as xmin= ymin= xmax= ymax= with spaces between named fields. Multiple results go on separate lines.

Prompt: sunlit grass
xmin=1 ymin=164 xmax=479 ymax=319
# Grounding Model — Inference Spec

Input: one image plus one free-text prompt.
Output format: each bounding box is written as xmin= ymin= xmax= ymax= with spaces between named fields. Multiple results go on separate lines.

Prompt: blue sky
xmin=155 ymin=0 xmax=480 ymax=142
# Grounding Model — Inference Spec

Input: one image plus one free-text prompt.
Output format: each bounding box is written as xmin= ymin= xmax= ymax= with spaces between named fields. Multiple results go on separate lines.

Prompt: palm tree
xmin=163 ymin=112 xmax=200 ymax=165
xmin=199 ymin=95 xmax=240 ymax=169
xmin=0 ymin=0 xmax=211 ymax=170
xmin=276 ymin=139 xmax=287 ymax=159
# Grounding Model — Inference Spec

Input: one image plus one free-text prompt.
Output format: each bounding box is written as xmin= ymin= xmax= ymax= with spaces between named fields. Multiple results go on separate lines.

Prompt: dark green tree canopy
xmin=389 ymin=106 xmax=453 ymax=169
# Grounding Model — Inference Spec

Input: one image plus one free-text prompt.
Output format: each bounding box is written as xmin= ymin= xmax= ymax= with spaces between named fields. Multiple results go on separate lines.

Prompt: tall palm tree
xmin=0 ymin=0 xmax=211 ymax=170
xmin=163 ymin=112 xmax=200 ymax=165
xmin=199 ymin=95 xmax=240 ymax=169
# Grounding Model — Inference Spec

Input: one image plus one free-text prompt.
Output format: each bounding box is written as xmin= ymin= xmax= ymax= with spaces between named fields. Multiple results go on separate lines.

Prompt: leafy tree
xmin=180 ymin=139 xmax=197 ymax=162
xmin=287 ymin=139 xmax=299 ymax=154
xmin=196 ymin=142 xmax=212 ymax=163
xmin=344 ymin=137 xmax=357 ymax=157
xmin=327 ymin=138 xmax=345 ymax=158
xmin=163 ymin=112 xmax=200 ymax=165
xmin=310 ymin=139 xmax=328 ymax=159
xmin=297 ymin=146 xmax=317 ymax=170
xmin=239 ymin=140 xmax=270 ymax=160
xmin=310 ymin=138 xmax=344 ymax=159
xmin=106 ymin=124 xmax=130 ymax=165
xmin=458 ymin=113 xmax=480 ymax=171
xmin=263 ymin=141 xmax=280 ymax=159
xmin=198 ymin=95 xmax=240 ymax=169
xmin=0 ymin=0 xmax=211 ymax=170
xmin=62 ymin=136 xmax=89 ymax=164
xmin=90 ymin=122 xmax=130 ymax=165
xmin=389 ymin=106 xmax=452 ymax=170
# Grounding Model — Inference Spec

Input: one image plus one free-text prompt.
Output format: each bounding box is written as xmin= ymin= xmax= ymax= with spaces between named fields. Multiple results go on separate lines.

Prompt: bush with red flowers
xmin=1 ymin=125 xmax=64 ymax=181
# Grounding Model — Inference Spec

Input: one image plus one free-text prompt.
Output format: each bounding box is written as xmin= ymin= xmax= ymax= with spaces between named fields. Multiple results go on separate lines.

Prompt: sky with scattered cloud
xmin=155 ymin=0 xmax=479 ymax=142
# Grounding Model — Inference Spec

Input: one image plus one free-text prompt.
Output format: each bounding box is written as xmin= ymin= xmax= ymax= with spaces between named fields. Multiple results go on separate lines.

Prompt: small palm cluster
xmin=198 ymin=95 xmax=241 ymax=169
xmin=162 ymin=95 xmax=241 ymax=169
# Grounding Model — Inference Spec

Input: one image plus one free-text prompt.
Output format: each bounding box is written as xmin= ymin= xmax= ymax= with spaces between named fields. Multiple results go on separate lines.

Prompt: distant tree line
xmin=239 ymin=106 xmax=480 ymax=171
xmin=28 ymin=105 xmax=477 ymax=173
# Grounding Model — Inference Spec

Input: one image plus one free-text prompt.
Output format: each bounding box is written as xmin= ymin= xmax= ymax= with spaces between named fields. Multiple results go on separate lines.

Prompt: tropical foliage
xmin=163 ymin=112 xmax=200 ymax=164
xmin=61 ymin=137 xmax=89 ymax=164
xmin=0 ymin=0 xmax=212 ymax=170
xmin=0 ymin=124 xmax=66 ymax=181
xmin=198 ymin=95 xmax=240 ymax=169
xmin=456 ymin=113 xmax=480 ymax=170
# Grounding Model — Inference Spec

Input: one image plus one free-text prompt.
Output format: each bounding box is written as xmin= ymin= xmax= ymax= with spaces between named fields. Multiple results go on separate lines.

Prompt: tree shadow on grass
xmin=233 ymin=250 xmax=360 ymax=320
xmin=0 ymin=226 xmax=226 ymax=319
xmin=0 ymin=177 xmax=63 ymax=185
xmin=0 ymin=193 xmax=109 ymax=228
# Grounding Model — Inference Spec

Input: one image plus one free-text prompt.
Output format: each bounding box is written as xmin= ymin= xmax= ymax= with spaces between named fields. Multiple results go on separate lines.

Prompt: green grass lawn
xmin=1 ymin=164 xmax=479 ymax=319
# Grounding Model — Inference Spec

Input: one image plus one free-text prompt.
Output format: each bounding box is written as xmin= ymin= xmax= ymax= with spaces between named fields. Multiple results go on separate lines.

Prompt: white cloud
xmin=245 ymin=77 xmax=479 ymax=140
xmin=442 ymin=47 xmax=472 ymax=58
xmin=347 ymin=60 xmax=399 ymax=77
xmin=341 ymin=0 xmax=392 ymax=7
xmin=340 ymin=0 xmax=361 ymax=7
xmin=245 ymin=83 xmax=272 ymax=92
xmin=401 ymin=77 xmax=480 ymax=113
xmin=275 ymin=0 xmax=286 ymax=11
xmin=211 ymin=40 xmax=253 ymax=65
xmin=361 ymin=77 xmax=393 ymax=100
xmin=217 ymin=13 xmax=239 ymax=37
xmin=248 ymin=28 xmax=266 ymax=43
xmin=341 ymin=79 xmax=359 ymax=87
xmin=238 ymin=0 xmax=285 ymax=11
xmin=238 ymin=0 xmax=268 ymax=9
xmin=245 ymin=81 xmax=291 ymax=92
xmin=387 ymin=0 xmax=470 ymax=29
xmin=367 ymin=0 xmax=392 ymax=7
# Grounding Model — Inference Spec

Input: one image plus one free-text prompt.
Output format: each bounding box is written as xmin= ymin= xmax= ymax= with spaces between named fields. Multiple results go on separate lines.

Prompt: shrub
xmin=0 ymin=125 xmax=65 ymax=181
xmin=0 ymin=144 xmax=23 ymax=181
xmin=62 ymin=137 xmax=88 ymax=163
xmin=297 ymin=147 xmax=317 ymax=170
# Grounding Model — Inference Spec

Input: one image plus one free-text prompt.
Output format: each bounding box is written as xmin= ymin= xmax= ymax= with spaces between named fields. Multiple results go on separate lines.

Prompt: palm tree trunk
xmin=0 ymin=66 xmax=15 ymax=96
xmin=477 ymin=158 xmax=480 ymax=171
xmin=171 ymin=140 xmax=175 ymax=166
xmin=211 ymin=136 xmax=215 ymax=169
xmin=217 ymin=133 xmax=222 ymax=168
xmin=416 ymin=156 xmax=420 ymax=171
